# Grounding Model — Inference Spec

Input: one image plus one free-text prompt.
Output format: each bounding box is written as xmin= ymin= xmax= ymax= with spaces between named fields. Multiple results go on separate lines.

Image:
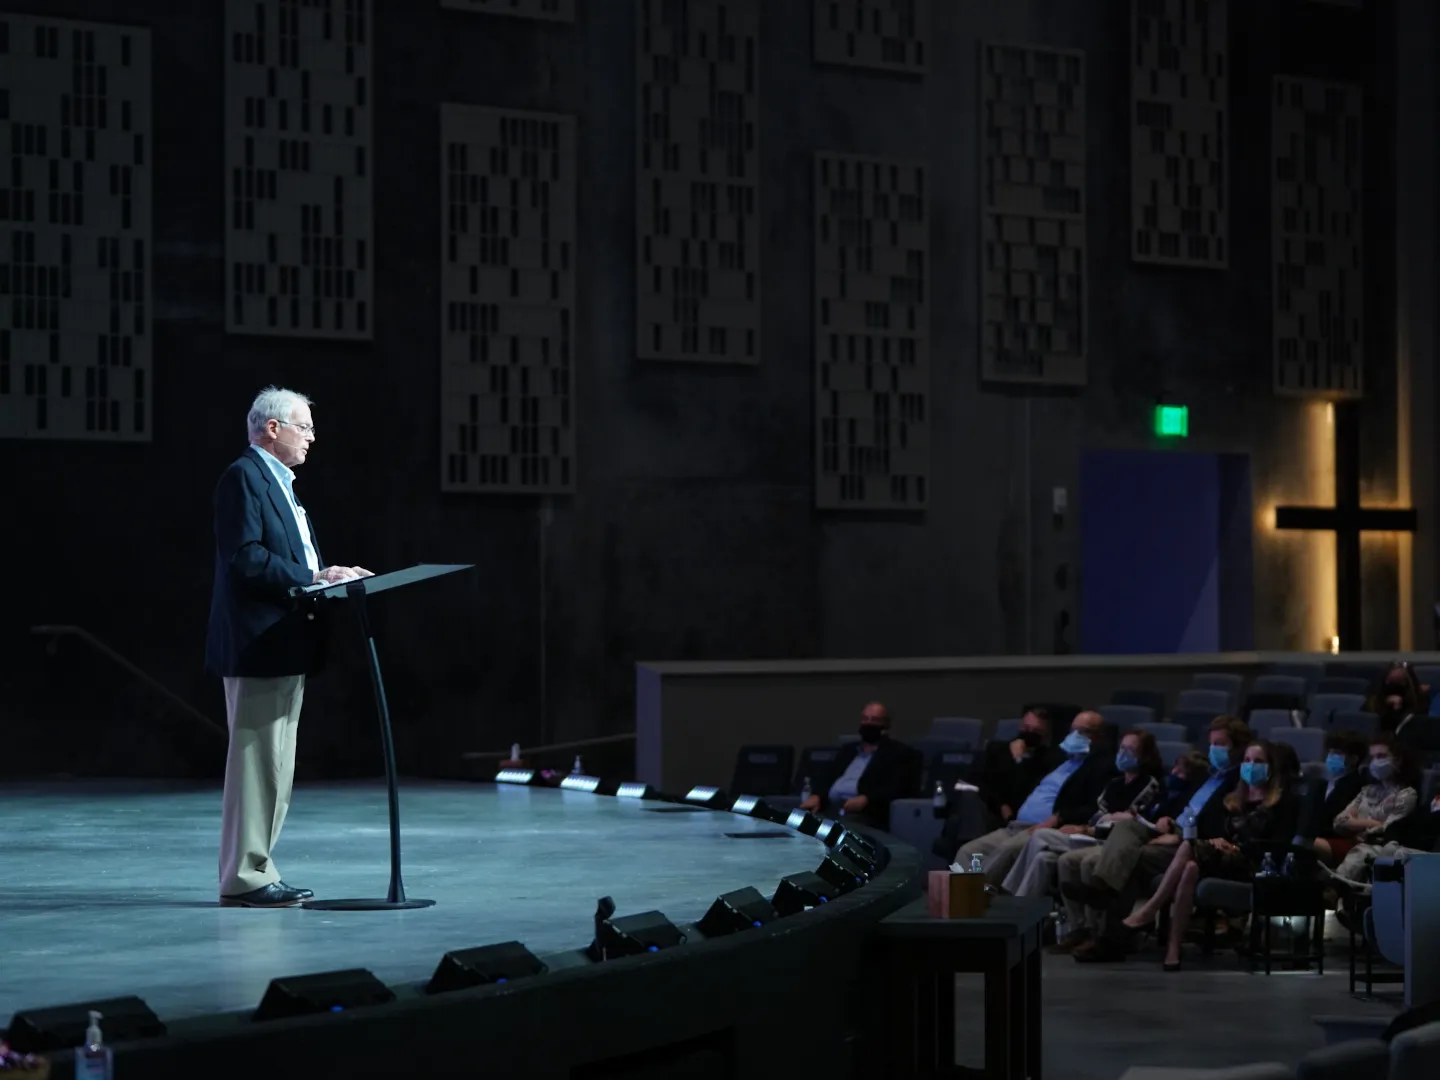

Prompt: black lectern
xmin=290 ymin=563 xmax=474 ymax=911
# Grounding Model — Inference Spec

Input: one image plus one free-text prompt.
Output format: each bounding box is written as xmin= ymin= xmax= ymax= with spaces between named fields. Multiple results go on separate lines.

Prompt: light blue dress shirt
xmin=1181 ymin=767 xmax=1234 ymax=821
xmin=1015 ymin=758 xmax=1083 ymax=824
xmin=827 ymin=745 xmax=876 ymax=805
xmin=251 ymin=444 xmax=320 ymax=574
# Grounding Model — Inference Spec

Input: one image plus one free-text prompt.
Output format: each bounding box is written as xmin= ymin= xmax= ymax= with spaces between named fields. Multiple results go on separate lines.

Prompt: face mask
xmin=1018 ymin=728 xmax=1044 ymax=748
xmin=1115 ymin=749 xmax=1139 ymax=773
xmin=1240 ymin=762 xmax=1269 ymax=786
xmin=1369 ymin=758 xmax=1394 ymax=782
xmin=1324 ymin=753 xmax=1348 ymax=780
xmin=1060 ymin=731 xmax=1091 ymax=756
xmin=1165 ymin=773 xmax=1188 ymax=795
xmin=1209 ymin=745 xmax=1231 ymax=771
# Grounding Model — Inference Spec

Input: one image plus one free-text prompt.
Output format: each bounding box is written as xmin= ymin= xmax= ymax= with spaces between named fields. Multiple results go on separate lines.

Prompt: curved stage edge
xmin=14 ymin=781 xmax=923 ymax=1080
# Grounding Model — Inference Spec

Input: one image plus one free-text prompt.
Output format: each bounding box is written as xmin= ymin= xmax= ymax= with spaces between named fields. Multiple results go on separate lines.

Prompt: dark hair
xmin=1209 ymin=714 xmax=1253 ymax=750
xmin=1368 ymin=732 xmax=1422 ymax=789
xmin=1020 ymin=705 xmax=1053 ymax=728
xmin=1225 ymin=740 xmax=1284 ymax=811
xmin=1121 ymin=728 xmax=1164 ymax=776
xmin=1324 ymin=730 xmax=1369 ymax=759
xmin=1269 ymin=740 xmax=1301 ymax=781
xmin=1364 ymin=662 xmax=1427 ymax=717
xmin=1176 ymin=749 xmax=1210 ymax=780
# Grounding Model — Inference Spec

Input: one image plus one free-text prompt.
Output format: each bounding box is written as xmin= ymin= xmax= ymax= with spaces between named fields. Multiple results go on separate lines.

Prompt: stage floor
xmin=2 ymin=780 xmax=825 ymax=1025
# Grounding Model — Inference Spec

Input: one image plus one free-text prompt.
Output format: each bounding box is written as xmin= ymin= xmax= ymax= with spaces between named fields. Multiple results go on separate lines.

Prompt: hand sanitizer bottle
xmin=74 ymin=1010 xmax=112 ymax=1080
xmin=969 ymin=853 xmax=984 ymax=875
xmin=509 ymin=742 xmax=521 ymax=763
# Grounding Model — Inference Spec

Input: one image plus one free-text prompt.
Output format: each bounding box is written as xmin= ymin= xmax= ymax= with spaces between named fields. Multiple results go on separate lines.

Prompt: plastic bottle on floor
xmin=571 ymin=755 xmax=583 ymax=776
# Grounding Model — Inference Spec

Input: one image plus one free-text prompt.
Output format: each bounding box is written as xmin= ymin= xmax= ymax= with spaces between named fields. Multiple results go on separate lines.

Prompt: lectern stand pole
xmin=303 ymin=580 xmax=435 ymax=911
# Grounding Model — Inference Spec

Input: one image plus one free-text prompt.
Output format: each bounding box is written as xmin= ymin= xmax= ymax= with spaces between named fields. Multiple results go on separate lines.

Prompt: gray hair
xmin=246 ymin=385 xmax=313 ymax=441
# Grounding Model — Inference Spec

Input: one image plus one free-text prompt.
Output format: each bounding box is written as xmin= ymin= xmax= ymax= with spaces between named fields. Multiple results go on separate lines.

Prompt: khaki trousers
xmin=219 ymin=674 xmax=305 ymax=896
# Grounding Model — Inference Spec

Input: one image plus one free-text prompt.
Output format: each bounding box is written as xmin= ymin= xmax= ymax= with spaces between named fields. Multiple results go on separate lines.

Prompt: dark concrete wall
xmin=3 ymin=0 xmax=1412 ymax=776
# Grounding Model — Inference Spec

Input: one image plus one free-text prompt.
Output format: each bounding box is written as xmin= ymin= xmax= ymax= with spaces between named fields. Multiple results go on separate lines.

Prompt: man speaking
xmin=205 ymin=386 xmax=371 ymax=908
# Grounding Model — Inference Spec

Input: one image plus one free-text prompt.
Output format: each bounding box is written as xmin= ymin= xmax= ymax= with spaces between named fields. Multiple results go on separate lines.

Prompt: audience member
xmin=967 ymin=706 xmax=1063 ymax=826
xmin=1306 ymin=731 xmax=1369 ymax=864
xmin=1329 ymin=734 xmax=1422 ymax=883
xmin=1065 ymin=715 xmax=1251 ymax=962
xmin=798 ymin=701 xmax=921 ymax=830
xmin=1052 ymin=748 xmax=1208 ymax=954
xmin=1120 ymin=739 xmax=1299 ymax=970
xmin=1001 ymin=729 xmax=1163 ymax=896
xmin=932 ymin=707 xmax=1062 ymax=861
xmin=951 ymin=711 xmax=1115 ymax=887
xmin=1364 ymin=663 xmax=1440 ymax=758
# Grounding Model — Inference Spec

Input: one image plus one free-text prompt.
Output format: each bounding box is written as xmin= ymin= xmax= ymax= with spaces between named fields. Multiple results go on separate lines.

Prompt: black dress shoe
xmin=1060 ymin=880 xmax=1118 ymax=909
xmin=220 ymin=882 xmax=309 ymax=908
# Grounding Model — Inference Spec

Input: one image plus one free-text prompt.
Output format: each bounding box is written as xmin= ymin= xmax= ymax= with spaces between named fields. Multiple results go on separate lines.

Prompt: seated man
xmin=1065 ymin=714 xmax=1250 ymax=962
xmin=799 ymin=701 xmax=921 ymax=830
xmin=951 ymin=710 xmax=1115 ymax=887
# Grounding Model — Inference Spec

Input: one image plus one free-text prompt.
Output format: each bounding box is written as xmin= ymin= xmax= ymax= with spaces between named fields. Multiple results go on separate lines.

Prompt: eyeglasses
xmin=278 ymin=420 xmax=316 ymax=436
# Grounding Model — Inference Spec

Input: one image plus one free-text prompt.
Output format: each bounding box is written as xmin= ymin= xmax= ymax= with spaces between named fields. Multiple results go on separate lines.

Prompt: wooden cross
xmin=1273 ymin=402 xmax=1416 ymax=650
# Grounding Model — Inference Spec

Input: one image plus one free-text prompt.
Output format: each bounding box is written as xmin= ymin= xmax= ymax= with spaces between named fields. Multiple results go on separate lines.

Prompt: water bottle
xmin=801 ymin=776 xmax=812 ymax=801
xmin=969 ymin=852 xmax=984 ymax=875
xmin=932 ymin=781 xmax=947 ymax=813
xmin=509 ymin=742 xmax=521 ymax=763
xmin=571 ymin=755 xmax=583 ymax=776
xmin=1181 ymin=809 xmax=1197 ymax=841
xmin=1258 ymin=852 xmax=1277 ymax=878
xmin=1283 ymin=853 xmax=1296 ymax=878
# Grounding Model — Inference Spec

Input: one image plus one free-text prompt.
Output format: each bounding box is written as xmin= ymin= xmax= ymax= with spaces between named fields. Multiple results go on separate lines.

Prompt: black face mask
xmin=1165 ymin=773 xmax=1188 ymax=794
xmin=859 ymin=723 xmax=886 ymax=745
xmin=1018 ymin=729 xmax=1044 ymax=748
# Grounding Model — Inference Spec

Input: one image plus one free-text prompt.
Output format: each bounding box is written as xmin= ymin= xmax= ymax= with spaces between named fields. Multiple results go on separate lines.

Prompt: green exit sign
xmin=1154 ymin=404 xmax=1189 ymax=437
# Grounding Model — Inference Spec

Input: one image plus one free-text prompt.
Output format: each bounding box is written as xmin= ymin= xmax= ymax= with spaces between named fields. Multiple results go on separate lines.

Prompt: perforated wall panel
xmin=636 ymin=0 xmax=760 ymax=364
xmin=441 ymin=105 xmax=575 ymax=493
xmin=225 ymin=0 xmax=372 ymax=339
xmin=439 ymin=0 xmax=575 ymax=21
xmin=813 ymin=0 xmax=927 ymax=75
xmin=1272 ymin=76 xmax=1362 ymax=397
xmin=814 ymin=153 xmax=928 ymax=510
xmin=0 ymin=15 xmax=151 ymax=440
xmin=979 ymin=42 xmax=1086 ymax=386
xmin=1131 ymin=0 xmax=1227 ymax=267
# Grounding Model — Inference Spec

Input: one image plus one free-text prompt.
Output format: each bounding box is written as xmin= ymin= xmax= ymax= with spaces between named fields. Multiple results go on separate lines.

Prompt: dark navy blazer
xmin=205 ymin=447 xmax=329 ymax=678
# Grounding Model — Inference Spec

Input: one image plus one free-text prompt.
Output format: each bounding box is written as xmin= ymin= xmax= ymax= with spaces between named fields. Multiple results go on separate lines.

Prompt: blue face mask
xmin=1209 ymin=745 xmax=1231 ymax=771
xmin=1324 ymin=753 xmax=1348 ymax=780
xmin=1115 ymin=749 xmax=1139 ymax=772
xmin=1060 ymin=731 xmax=1091 ymax=756
xmin=1240 ymin=761 xmax=1269 ymax=786
xmin=1369 ymin=758 xmax=1394 ymax=782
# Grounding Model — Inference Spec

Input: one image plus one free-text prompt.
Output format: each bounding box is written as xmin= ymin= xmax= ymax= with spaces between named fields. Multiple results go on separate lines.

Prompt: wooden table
xmin=872 ymin=894 xmax=1049 ymax=1079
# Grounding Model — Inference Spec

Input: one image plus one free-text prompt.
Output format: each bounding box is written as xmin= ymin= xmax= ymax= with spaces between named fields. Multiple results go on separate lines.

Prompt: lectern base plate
xmin=302 ymin=898 xmax=437 ymax=911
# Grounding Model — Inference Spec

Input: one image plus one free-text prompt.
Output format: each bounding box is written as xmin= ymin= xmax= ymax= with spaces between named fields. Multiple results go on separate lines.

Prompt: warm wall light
xmin=1329 ymin=635 xmax=1340 ymax=655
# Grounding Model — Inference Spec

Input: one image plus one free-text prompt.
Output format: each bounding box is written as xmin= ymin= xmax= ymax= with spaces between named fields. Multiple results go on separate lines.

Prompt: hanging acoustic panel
xmin=0 ymin=15 xmax=152 ymax=440
xmin=814 ymin=153 xmax=928 ymax=510
xmin=813 ymin=0 xmax=927 ymax=75
xmin=224 ymin=0 xmax=373 ymax=339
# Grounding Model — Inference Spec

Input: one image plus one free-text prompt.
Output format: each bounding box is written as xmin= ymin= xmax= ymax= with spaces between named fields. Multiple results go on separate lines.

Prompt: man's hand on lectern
xmin=314 ymin=565 xmax=375 ymax=584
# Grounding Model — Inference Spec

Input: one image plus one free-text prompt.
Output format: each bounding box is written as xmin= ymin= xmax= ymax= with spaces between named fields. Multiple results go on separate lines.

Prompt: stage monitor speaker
xmin=785 ymin=809 xmax=822 ymax=836
xmin=771 ymin=871 xmax=841 ymax=916
xmin=5 ymin=996 xmax=165 ymax=1053
xmin=697 ymin=886 xmax=779 ymax=937
xmin=683 ymin=786 xmax=728 ymax=809
xmin=425 ymin=941 xmax=548 ymax=994
xmin=560 ymin=774 xmax=619 ymax=796
xmin=253 ymin=969 xmax=395 ymax=1022
xmin=590 ymin=910 xmax=687 ymax=961
xmin=813 ymin=851 xmax=867 ymax=894
xmin=495 ymin=768 xmax=538 ymax=785
xmin=614 ymin=781 xmax=656 ymax=799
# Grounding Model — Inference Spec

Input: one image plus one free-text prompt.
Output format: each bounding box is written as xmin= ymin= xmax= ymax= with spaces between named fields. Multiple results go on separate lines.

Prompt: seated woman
xmin=1118 ymin=740 xmax=1298 ymax=971
xmin=1330 ymin=734 xmax=1421 ymax=884
xmin=1365 ymin=662 xmax=1440 ymax=756
xmin=1307 ymin=730 xmax=1369 ymax=866
xmin=1001 ymin=729 xmax=1163 ymax=897
xmin=1052 ymin=747 xmax=1208 ymax=954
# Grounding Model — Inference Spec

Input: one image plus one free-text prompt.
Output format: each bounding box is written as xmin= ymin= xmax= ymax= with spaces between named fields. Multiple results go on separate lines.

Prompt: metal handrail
xmin=30 ymin=624 xmax=226 ymax=738
xmin=461 ymin=732 xmax=636 ymax=761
